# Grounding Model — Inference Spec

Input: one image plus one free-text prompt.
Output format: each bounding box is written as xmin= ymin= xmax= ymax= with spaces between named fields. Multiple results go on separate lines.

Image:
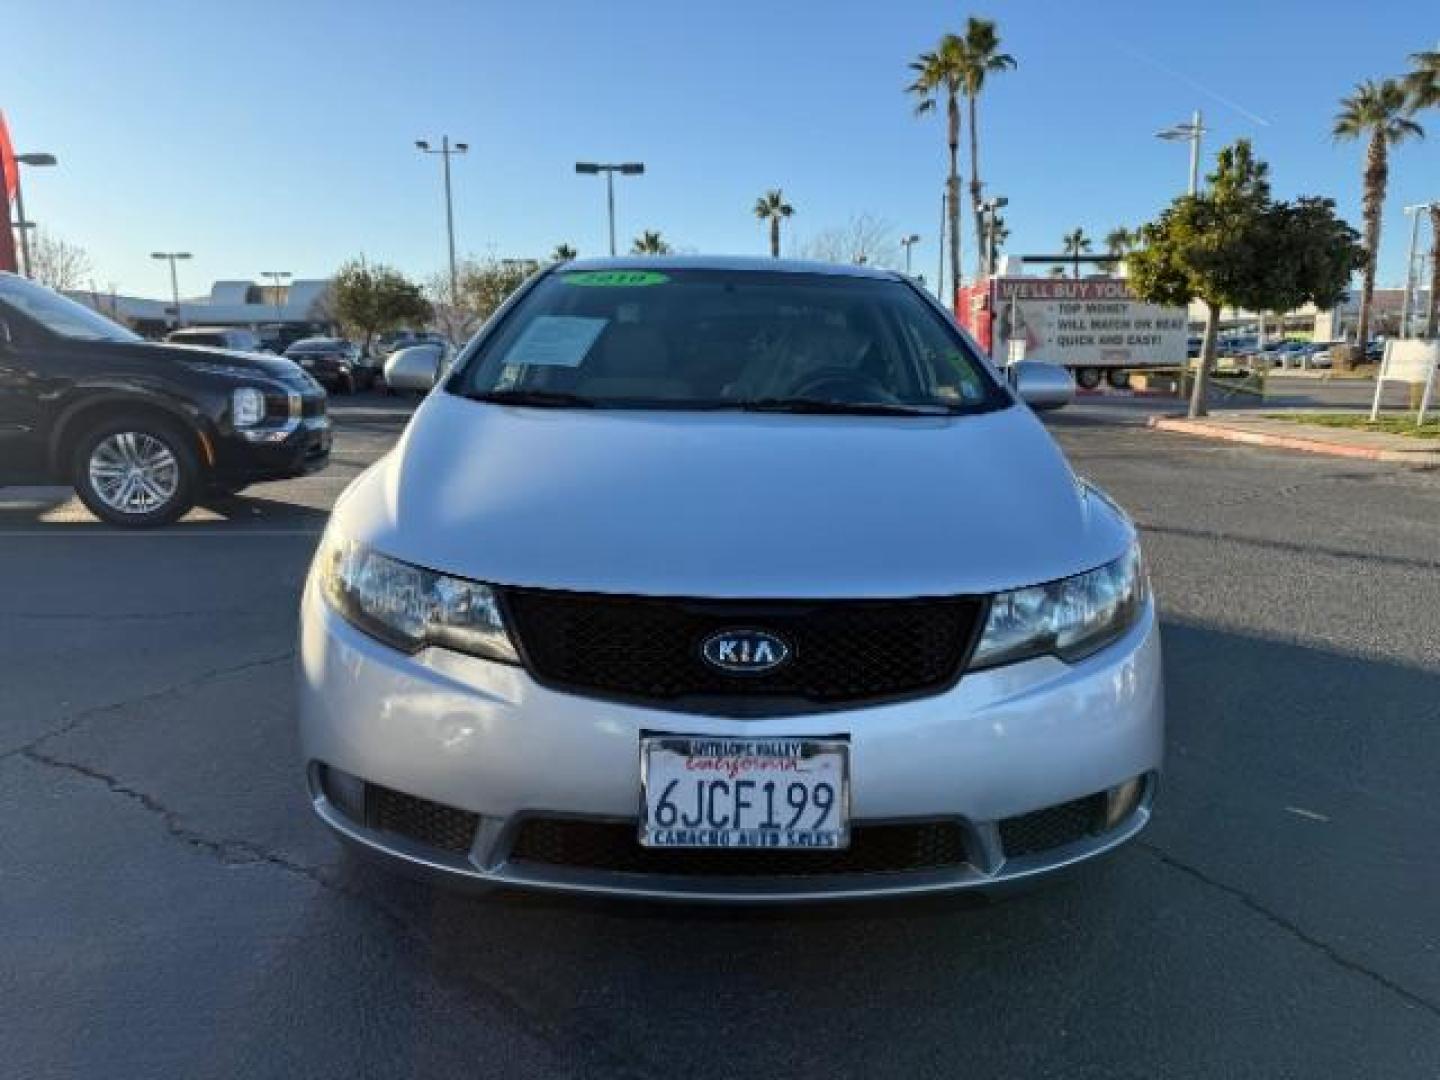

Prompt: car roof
xmin=556 ymin=254 xmax=904 ymax=281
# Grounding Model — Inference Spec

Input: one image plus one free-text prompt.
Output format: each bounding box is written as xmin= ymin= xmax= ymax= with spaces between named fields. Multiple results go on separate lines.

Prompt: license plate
xmin=639 ymin=736 xmax=849 ymax=850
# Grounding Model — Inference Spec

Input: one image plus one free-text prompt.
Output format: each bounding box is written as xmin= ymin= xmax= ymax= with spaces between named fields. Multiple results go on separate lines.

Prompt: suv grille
xmin=508 ymin=819 xmax=969 ymax=877
xmin=502 ymin=589 xmax=983 ymax=713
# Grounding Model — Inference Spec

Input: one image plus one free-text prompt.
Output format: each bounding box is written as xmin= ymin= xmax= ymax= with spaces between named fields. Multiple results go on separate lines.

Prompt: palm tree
xmin=956 ymin=17 xmax=1016 ymax=278
xmin=1104 ymin=227 xmax=1135 ymax=259
xmin=753 ymin=189 xmax=795 ymax=258
xmin=630 ymin=230 xmax=671 ymax=255
xmin=1062 ymin=228 xmax=1092 ymax=279
xmin=908 ymin=35 xmax=967 ymax=299
xmin=1047 ymin=265 xmax=1068 ymax=279
xmin=550 ymin=243 xmax=577 ymax=262
xmin=1404 ymin=51 xmax=1440 ymax=336
xmin=1334 ymin=79 xmax=1424 ymax=356
xmin=1403 ymin=48 xmax=1440 ymax=111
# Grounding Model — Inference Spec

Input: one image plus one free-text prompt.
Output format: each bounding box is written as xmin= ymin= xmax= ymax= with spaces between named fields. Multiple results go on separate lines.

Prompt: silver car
xmin=298 ymin=256 xmax=1163 ymax=902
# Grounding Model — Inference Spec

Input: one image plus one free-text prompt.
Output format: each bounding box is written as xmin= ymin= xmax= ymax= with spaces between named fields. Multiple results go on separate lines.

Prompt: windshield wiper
xmin=738 ymin=397 xmax=960 ymax=416
xmin=466 ymin=389 xmax=596 ymax=408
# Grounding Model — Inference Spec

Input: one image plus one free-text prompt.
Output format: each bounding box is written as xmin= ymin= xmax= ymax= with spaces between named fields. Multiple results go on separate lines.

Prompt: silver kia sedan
xmin=298 ymin=256 xmax=1163 ymax=902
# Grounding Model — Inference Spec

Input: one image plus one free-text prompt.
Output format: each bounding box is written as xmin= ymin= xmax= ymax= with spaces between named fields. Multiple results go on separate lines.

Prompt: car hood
xmin=334 ymin=392 xmax=1134 ymax=598
xmin=121 ymin=341 xmax=307 ymax=382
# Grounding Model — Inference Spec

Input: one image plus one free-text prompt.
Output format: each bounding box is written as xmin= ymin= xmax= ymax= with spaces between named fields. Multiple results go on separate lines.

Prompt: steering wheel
xmin=787 ymin=366 xmax=898 ymax=403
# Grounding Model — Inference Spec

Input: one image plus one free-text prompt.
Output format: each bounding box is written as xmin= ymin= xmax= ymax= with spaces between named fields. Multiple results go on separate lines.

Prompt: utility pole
xmin=151 ymin=251 xmax=193 ymax=329
xmin=900 ymin=234 xmax=921 ymax=276
xmin=13 ymin=152 xmax=58 ymax=278
xmin=416 ymin=137 xmax=469 ymax=306
xmin=261 ymin=270 xmax=291 ymax=329
xmin=1157 ymin=110 xmax=1206 ymax=196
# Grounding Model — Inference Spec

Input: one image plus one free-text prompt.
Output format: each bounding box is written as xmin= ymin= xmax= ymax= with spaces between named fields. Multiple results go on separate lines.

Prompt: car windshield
xmin=455 ymin=268 xmax=1006 ymax=414
xmin=0 ymin=274 xmax=141 ymax=343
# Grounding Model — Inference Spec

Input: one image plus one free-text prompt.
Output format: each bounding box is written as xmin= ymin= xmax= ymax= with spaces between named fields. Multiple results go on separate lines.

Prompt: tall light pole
xmin=151 ymin=252 xmax=193 ymax=329
xmin=416 ymin=137 xmax=468 ymax=304
xmin=900 ymin=234 xmax=921 ymax=276
xmin=1400 ymin=203 xmax=1433 ymax=338
xmin=574 ymin=162 xmax=645 ymax=256
xmin=13 ymin=152 xmax=57 ymax=278
xmin=261 ymin=270 xmax=291 ymax=328
xmin=1156 ymin=110 xmax=1206 ymax=196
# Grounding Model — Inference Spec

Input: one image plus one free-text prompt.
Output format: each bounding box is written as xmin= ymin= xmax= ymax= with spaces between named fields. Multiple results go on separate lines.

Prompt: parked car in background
xmin=375 ymin=329 xmax=448 ymax=357
xmin=284 ymin=337 xmax=367 ymax=393
xmin=383 ymin=341 xmax=453 ymax=394
xmin=299 ymin=256 xmax=1159 ymax=903
xmin=166 ymin=326 xmax=266 ymax=353
xmin=0 ymin=272 xmax=330 ymax=526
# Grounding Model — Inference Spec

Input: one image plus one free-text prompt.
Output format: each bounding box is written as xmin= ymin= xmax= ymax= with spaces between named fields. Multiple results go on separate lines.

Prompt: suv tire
xmin=72 ymin=414 xmax=200 ymax=527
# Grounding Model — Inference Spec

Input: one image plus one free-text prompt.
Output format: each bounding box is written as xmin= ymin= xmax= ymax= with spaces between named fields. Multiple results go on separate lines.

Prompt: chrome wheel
xmin=87 ymin=432 xmax=180 ymax=515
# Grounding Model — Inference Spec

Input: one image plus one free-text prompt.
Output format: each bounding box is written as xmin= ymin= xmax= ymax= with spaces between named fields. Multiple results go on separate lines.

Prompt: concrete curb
xmin=1147 ymin=415 xmax=1440 ymax=465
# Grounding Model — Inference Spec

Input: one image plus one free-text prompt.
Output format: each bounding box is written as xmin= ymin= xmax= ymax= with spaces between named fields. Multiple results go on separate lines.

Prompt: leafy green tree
xmin=1128 ymin=140 xmax=1363 ymax=418
xmin=630 ymin=230 xmax=671 ymax=255
xmin=328 ymin=259 xmax=431 ymax=354
xmin=550 ymin=243 xmax=578 ymax=262
xmin=907 ymin=35 xmax=966 ymax=297
xmin=1333 ymin=79 xmax=1424 ymax=356
xmin=1061 ymin=228 xmax=1092 ymax=278
xmin=956 ymin=17 xmax=1016 ymax=277
xmin=753 ymin=189 xmax=795 ymax=258
xmin=460 ymin=258 xmax=539 ymax=324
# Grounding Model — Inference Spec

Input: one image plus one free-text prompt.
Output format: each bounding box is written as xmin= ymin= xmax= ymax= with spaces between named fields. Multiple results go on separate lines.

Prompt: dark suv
xmin=0 ymin=272 xmax=331 ymax=526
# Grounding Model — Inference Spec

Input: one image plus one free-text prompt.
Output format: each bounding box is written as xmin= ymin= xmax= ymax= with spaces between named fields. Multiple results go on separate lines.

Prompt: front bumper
xmin=297 ymin=584 xmax=1164 ymax=902
xmin=213 ymin=415 xmax=332 ymax=484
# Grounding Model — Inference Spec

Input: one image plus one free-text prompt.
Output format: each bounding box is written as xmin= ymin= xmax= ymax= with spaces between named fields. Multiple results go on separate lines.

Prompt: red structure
xmin=0 ymin=111 xmax=18 ymax=274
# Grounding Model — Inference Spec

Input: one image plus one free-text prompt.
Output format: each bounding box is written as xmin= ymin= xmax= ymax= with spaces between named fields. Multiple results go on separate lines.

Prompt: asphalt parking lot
xmin=2 ymin=393 xmax=1438 ymax=1078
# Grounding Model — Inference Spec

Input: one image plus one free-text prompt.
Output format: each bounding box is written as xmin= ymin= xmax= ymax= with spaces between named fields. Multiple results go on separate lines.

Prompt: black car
xmin=0 ymin=272 xmax=330 ymax=526
xmin=284 ymin=337 xmax=368 ymax=393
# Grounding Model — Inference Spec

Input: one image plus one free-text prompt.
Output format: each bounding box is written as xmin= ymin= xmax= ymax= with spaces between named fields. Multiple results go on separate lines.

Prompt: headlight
xmin=315 ymin=535 xmax=518 ymax=663
xmin=232 ymin=387 xmax=266 ymax=427
xmin=970 ymin=544 xmax=1147 ymax=669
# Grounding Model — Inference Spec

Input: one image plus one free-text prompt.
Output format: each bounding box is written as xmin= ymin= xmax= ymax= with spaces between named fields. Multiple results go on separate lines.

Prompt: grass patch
xmin=1263 ymin=413 xmax=1440 ymax=439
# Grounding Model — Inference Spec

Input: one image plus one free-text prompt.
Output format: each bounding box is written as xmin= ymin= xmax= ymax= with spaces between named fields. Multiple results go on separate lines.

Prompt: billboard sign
xmin=989 ymin=277 xmax=1188 ymax=369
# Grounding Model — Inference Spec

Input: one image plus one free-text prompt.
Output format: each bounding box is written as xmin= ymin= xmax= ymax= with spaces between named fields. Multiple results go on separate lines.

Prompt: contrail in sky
xmin=1118 ymin=43 xmax=1273 ymax=128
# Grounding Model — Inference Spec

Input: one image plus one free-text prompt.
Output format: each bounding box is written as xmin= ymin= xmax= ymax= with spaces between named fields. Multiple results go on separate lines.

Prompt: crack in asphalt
xmin=1138 ymin=840 xmax=1440 ymax=1021
xmin=0 ymin=651 xmax=297 ymax=764
xmin=15 ymin=744 xmax=661 ymax=1080
xmin=1134 ymin=522 xmax=1440 ymax=573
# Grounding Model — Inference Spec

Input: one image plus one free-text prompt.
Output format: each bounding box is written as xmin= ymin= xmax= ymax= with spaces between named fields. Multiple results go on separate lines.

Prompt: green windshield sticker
xmin=561 ymin=270 xmax=670 ymax=287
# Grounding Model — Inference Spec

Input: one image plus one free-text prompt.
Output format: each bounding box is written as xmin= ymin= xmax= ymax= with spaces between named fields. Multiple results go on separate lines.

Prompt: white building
xmin=69 ymin=278 xmax=334 ymax=339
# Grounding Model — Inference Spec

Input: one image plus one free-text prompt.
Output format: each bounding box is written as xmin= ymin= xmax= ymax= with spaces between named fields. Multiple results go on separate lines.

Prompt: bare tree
xmin=427 ymin=263 xmax=484 ymax=344
xmin=28 ymin=230 xmax=93 ymax=291
xmin=795 ymin=214 xmax=901 ymax=269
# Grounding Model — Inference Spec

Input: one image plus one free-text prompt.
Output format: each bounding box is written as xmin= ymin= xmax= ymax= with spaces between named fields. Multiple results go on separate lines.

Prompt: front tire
xmin=72 ymin=415 xmax=199 ymax=527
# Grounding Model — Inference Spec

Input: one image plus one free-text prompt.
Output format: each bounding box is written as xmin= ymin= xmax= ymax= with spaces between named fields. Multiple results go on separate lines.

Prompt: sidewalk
xmin=1148 ymin=410 xmax=1440 ymax=465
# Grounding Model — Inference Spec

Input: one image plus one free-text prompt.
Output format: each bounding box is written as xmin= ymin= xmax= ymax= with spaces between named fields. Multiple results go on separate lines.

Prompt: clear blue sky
xmin=6 ymin=0 xmax=1438 ymax=297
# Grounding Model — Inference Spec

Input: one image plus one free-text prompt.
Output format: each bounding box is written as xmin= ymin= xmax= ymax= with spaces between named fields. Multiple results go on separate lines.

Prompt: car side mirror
xmin=386 ymin=347 xmax=440 ymax=393
xmin=1009 ymin=360 xmax=1074 ymax=412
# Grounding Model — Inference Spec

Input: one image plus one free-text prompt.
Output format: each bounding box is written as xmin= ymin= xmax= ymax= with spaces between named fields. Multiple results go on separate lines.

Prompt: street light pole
xmin=261 ymin=270 xmax=292 ymax=328
xmin=1400 ymin=203 xmax=1432 ymax=338
xmin=151 ymin=252 xmax=193 ymax=329
xmin=416 ymin=136 xmax=469 ymax=305
xmin=12 ymin=152 xmax=58 ymax=279
xmin=575 ymin=162 xmax=645 ymax=256
xmin=900 ymin=234 xmax=921 ymax=276
xmin=1156 ymin=110 xmax=1206 ymax=196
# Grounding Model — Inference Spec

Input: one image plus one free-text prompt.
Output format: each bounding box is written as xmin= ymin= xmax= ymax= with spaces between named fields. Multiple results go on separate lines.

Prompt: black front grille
xmin=999 ymin=794 xmax=1106 ymax=858
xmin=365 ymin=783 xmax=479 ymax=855
xmin=502 ymin=589 xmax=983 ymax=713
xmin=508 ymin=819 xmax=969 ymax=877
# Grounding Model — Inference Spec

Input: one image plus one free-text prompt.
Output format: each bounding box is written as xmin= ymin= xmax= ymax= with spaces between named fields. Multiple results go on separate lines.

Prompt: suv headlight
xmin=970 ymin=544 xmax=1147 ymax=670
xmin=232 ymin=387 xmax=266 ymax=427
xmin=315 ymin=535 xmax=518 ymax=663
